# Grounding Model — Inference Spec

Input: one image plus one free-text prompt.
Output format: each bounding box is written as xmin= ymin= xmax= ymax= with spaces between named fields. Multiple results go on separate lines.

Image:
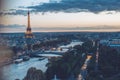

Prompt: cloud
xmin=0 ymin=9 xmax=28 ymax=16
xmin=0 ymin=24 xmax=26 ymax=33
xmin=33 ymin=26 xmax=120 ymax=30
xmin=28 ymin=0 xmax=120 ymax=13
xmin=1 ymin=0 xmax=120 ymax=15
xmin=0 ymin=24 xmax=25 ymax=29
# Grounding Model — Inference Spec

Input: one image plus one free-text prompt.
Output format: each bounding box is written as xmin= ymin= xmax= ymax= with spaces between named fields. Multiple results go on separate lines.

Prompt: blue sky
xmin=0 ymin=0 xmax=120 ymax=32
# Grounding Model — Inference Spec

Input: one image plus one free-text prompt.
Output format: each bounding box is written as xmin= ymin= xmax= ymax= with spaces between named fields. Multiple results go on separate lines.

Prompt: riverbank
xmin=0 ymin=46 xmax=14 ymax=67
xmin=0 ymin=59 xmax=13 ymax=67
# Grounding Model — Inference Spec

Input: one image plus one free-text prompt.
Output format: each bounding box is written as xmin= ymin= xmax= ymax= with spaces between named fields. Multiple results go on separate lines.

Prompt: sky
xmin=0 ymin=0 xmax=120 ymax=32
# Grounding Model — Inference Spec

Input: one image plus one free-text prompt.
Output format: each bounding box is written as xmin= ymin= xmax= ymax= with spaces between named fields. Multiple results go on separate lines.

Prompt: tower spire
xmin=28 ymin=11 xmax=30 ymax=28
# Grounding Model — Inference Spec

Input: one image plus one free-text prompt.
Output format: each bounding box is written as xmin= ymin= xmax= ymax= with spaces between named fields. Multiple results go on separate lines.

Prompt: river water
xmin=0 ymin=58 xmax=48 ymax=80
xmin=0 ymin=41 xmax=83 ymax=80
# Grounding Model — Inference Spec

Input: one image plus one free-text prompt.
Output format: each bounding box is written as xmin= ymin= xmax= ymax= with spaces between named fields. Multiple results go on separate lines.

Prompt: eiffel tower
xmin=25 ymin=11 xmax=33 ymax=38
xmin=25 ymin=11 xmax=33 ymax=51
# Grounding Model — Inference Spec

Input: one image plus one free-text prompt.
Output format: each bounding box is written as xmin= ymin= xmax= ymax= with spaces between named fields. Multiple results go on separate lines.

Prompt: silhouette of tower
xmin=25 ymin=11 xmax=33 ymax=51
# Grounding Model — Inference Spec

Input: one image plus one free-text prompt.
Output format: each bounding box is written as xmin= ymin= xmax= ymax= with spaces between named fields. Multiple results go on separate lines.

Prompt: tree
xmin=23 ymin=67 xmax=46 ymax=80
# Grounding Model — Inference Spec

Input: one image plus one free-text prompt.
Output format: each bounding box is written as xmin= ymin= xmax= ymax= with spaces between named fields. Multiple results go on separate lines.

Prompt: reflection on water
xmin=0 ymin=58 xmax=48 ymax=80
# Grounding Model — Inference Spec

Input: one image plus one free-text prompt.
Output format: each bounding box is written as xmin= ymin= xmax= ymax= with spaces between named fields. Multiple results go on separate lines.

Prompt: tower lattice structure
xmin=25 ymin=11 xmax=33 ymax=38
xmin=25 ymin=11 xmax=33 ymax=51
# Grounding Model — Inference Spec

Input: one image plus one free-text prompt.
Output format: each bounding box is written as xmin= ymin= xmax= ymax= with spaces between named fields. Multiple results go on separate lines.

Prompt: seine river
xmin=0 ymin=41 xmax=83 ymax=80
xmin=0 ymin=58 xmax=48 ymax=80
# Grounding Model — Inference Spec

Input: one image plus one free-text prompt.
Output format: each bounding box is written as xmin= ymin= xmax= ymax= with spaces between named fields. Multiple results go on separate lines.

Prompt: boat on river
xmin=14 ymin=59 xmax=23 ymax=64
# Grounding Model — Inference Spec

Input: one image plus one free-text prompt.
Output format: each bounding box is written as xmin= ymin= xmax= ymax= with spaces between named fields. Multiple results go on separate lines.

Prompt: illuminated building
xmin=25 ymin=11 xmax=33 ymax=51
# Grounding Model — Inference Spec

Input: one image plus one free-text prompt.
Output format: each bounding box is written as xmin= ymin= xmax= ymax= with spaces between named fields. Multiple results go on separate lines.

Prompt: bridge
xmin=28 ymin=50 xmax=63 ymax=58
xmin=35 ymin=54 xmax=62 ymax=58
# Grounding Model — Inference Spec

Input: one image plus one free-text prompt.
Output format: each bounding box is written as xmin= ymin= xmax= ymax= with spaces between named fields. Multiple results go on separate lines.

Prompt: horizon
xmin=0 ymin=30 xmax=120 ymax=34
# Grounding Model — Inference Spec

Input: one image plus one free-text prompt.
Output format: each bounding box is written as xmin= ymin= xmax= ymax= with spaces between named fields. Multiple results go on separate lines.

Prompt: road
xmin=78 ymin=55 xmax=92 ymax=80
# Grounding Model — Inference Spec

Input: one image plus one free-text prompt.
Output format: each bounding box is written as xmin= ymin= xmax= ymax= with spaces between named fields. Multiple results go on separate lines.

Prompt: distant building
xmin=109 ymin=39 xmax=120 ymax=45
xmin=100 ymin=40 xmax=109 ymax=45
xmin=109 ymin=39 xmax=120 ymax=52
xmin=100 ymin=39 xmax=120 ymax=52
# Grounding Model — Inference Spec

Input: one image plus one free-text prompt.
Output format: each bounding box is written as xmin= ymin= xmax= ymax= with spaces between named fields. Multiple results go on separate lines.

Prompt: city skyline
xmin=0 ymin=0 xmax=120 ymax=32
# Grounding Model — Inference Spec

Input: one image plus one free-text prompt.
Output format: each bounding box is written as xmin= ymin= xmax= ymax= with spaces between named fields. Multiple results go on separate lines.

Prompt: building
xmin=100 ymin=39 xmax=120 ymax=52
xmin=109 ymin=39 xmax=120 ymax=45
xmin=109 ymin=39 xmax=120 ymax=52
